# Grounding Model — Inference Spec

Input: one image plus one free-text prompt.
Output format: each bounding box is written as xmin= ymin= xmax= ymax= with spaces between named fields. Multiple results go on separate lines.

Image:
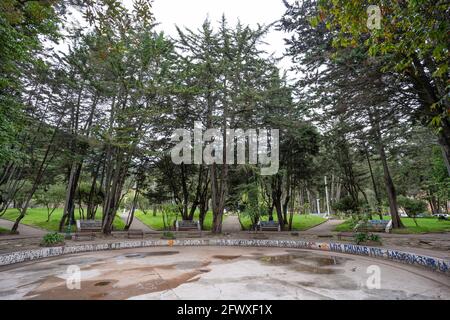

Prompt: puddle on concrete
xmin=124 ymin=253 xmax=141 ymax=258
xmin=257 ymin=252 xmax=348 ymax=274
xmin=0 ymin=289 xmax=18 ymax=297
xmin=297 ymin=275 xmax=359 ymax=290
xmin=90 ymin=292 xmax=108 ymax=299
xmin=289 ymin=264 xmax=344 ymax=274
xmin=55 ymin=256 xmax=103 ymax=266
xmin=174 ymin=261 xmax=206 ymax=270
xmin=363 ymin=288 xmax=435 ymax=300
xmin=94 ymin=281 xmax=111 ymax=287
xmin=249 ymin=252 xmax=264 ymax=256
xmin=124 ymin=251 xmax=179 ymax=258
xmin=26 ymin=268 xmax=206 ymax=300
xmin=259 ymin=254 xmax=295 ymax=265
xmin=213 ymin=255 xmax=241 ymax=260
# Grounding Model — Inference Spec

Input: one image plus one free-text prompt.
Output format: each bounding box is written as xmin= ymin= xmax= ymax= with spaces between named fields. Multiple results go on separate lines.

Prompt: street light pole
xmin=325 ymin=176 xmax=331 ymax=217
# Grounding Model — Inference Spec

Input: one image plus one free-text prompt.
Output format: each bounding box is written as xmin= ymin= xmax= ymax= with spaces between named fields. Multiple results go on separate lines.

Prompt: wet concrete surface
xmin=0 ymin=246 xmax=448 ymax=300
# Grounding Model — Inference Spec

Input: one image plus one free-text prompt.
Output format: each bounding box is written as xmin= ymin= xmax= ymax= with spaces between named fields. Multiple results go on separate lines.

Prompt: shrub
xmin=41 ymin=232 xmax=65 ymax=246
xmin=397 ymin=196 xmax=428 ymax=226
xmin=354 ymin=232 xmax=368 ymax=244
xmin=397 ymin=196 xmax=427 ymax=217
xmin=162 ymin=231 xmax=175 ymax=239
xmin=354 ymin=232 xmax=381 ymax=244
xmin=161 ymin=204 xmax=180 ymax=230
xmin=368 ymin=233 xmax=381 ymax=243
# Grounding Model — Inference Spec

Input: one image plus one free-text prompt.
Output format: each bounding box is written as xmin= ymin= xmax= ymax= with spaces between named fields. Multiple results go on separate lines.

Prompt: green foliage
xmin=75 ymin=182 xmax=104 ymax=208
xmin=0 ymin=226 xmax=11 ymax=234
xmin=2 ymin=208 xmax=125 ymax=232
xmin=332 ymin=196 xmax=362 ymax=214
xmin=240 ymin=214 xmax=325 ymax=231
xmin=316 ymin=0 xmax=449 ymax=129
xmin=135 ymin=209 xmax=215 ymax=231
xmin=337 ymin=216 xmax=450 ymax=234
xmin=35 ymin=184 xmax=66 ymax=208
xmin=397 ymin=196 xmax=427 ymax=217
xmin=41 ymin=232 xmax=64 ymax=246
xmin=161 ymin=204 xmax=180 ymax=231
xmin=0 ymin=0 xmax=60 ymax=165
xmin=2 ymin=0 xmax=448 ymax=238
xmin=354 ymin=232 xmax=368 ymax=245
xmin=368 ymin=233 xmax=381 ymax=243
xmin=238 ymin=178 xmax=266 ymax=230
xmin=162 ymin=231 xmax=175 ymax=239
xmin=354 ymin=232 xmax=381 ymax=244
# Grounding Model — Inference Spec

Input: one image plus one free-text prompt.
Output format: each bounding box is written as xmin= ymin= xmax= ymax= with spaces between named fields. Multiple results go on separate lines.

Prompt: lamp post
xmin=325 ymin=176 xmax=331 ymax=217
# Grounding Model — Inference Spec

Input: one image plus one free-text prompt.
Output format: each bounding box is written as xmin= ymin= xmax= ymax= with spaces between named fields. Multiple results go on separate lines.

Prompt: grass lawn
xmin=334 ymin=216 xmax=450 ymax=234
xmin=389 ymin=217 xmax=450 ymax=234
xmin=134 ymin=209 xmax=218 ymax=231
xmin=0 ymin=208 xmax=125 ymax=232
xmin=239 ymin=214 xmax=326 ymax=231
xmin=0 ymin=226 xmax=11 ymax=235
xmin=334 ymin=220 xmax=356 ymax=232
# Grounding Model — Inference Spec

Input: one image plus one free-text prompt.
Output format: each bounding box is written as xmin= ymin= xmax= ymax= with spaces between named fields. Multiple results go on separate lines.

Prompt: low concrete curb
xmin=0 ymin=239 xmax=448 ymax=275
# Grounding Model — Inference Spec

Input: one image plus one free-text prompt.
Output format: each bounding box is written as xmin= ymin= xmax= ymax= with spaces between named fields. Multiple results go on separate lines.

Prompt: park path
xmin=119 ymin=212 xmax=154 ymax=232
xmin=305 ymin=218 xmax=344 ymax=234
xmin=0 ymin=218 xmax=47 ymax=239
xmin=221 ymin=215 xmax=242 ymax=233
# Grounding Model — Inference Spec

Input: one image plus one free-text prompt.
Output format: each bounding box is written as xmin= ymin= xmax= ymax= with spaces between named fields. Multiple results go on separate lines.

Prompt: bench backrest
xmin=176 ymin=220 xmax=200 ymax=231
xmin=260 ymin=221 xmax=279 ymax=227
xmin=356 ymin=220 xmax=391 ymax=232
xmin=76 ymin=220 xmax=102 ymax=231
xmin=259 ymin=221 xmax=280 ymax=231
xmin=368 ymin=220 xmax=389 ymax=229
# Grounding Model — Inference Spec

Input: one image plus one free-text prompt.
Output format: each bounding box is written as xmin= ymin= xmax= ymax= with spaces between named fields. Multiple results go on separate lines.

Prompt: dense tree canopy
xmin=0 ymin=0 xmax=448 ymax=234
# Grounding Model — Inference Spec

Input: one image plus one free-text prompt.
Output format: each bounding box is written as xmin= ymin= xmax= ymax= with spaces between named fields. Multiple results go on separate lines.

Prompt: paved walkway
xmin=306 ymin=219 xmax=344 ymax=233
xmin=221 ymin=215 xmax=241 ymax=233
xmin=0 ymin=219 xmax=46 ymax=239
xmin=119 ymin=212 xmax=154 ymax=232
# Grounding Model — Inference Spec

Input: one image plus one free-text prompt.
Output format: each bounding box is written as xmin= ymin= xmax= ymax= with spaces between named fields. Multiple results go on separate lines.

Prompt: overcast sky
xmin=60 ymin=1 xmax=293 ymax=75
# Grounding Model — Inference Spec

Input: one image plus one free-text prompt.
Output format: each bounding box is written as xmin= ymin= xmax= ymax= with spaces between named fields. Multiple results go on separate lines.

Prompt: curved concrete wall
xmin=0 ymin=239 xmax=448 ymax=275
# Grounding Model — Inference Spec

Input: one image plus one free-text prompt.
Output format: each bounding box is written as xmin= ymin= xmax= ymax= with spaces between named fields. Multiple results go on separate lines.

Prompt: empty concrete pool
xmin=0 ymin=246 xmax=448 ymax=300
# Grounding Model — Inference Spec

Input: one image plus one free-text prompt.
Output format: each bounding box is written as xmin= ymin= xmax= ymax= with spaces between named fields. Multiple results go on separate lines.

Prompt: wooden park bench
xmin=127 ymin=229 xmax=144 ymax=239
xmin=72 ymin=220 xmax=102 ymax=241
xmin=258 ymin=220 xmax=281 ymax=232
xmin=175 ymin=220 xmax=202 ymax=238
xmin=175 ymin=220 xmax=201 ymax=231
xmin=354 ymin=220 xmax=392 ymax=233
xmin=336 ymin=232 xmax=355 ymax=241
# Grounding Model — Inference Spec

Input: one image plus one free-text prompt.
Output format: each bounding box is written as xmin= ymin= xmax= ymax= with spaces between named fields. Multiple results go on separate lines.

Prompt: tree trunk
xmin=12 ymin=121 xmax=60 ymax=232
xmin=125 ymin=189 xmax=139 ymax=231
xmin=376 ymin=135 xmax=404 ymax=229
xmin=86 ymin=155 xmax=102 ymax=219
xmin=365 ymin=148 xmax=383 ymax=219
xmin=438 ymin=127 xmax=450 ymax=176
xmin=180 ymin=163 xmax=189 ymax=220
xmin=59 ymin=162 xmax=82 ymax=231
xmin=272 ymin=175 xmax=285 ymax=229
xmin=282 ymin=175 xmax=291 ymax=225
xmin=102 ymin=151 xmax=127 ymax=234
xmin=369 ymin=108 xmax=404 ymax=229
